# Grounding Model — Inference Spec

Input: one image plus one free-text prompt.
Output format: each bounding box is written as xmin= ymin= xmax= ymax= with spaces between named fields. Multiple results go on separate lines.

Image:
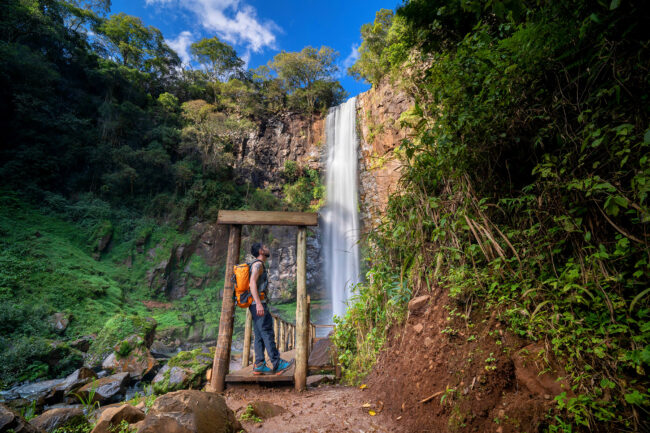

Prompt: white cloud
xmin=146 ymin=0 xmax=279 ymax=54
xmin=167 ymin=31 xmax=194 ymax=65
xmin=338 ymin=43 xmax=359 ymax=77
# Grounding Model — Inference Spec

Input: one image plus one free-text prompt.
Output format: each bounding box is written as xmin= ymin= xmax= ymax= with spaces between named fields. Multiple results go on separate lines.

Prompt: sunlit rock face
xmin=356 ymin=78 xmax=414 ymax=233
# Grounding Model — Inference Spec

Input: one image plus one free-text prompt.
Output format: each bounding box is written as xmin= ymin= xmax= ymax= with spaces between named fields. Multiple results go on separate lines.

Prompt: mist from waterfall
xmin=323 ymin=97 xmax=360 ymax=321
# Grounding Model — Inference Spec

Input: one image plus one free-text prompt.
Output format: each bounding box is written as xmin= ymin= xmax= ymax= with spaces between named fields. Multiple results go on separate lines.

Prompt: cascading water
xmin=323 ymin=97 xmax=360 ymax=321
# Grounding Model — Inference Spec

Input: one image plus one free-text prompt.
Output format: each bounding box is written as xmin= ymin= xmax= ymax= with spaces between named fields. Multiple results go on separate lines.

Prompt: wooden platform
xmin=225 ymin=349 xmax=296 ymax=384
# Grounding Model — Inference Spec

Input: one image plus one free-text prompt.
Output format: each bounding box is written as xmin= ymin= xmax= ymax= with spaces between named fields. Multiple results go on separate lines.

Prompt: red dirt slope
xmin=365 ymin=291 xmax=570 ymax=433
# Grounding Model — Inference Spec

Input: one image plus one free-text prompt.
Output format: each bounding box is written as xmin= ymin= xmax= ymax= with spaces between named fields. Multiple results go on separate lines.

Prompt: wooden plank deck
xmin=225 ymin=349 xmax=296 ymax=384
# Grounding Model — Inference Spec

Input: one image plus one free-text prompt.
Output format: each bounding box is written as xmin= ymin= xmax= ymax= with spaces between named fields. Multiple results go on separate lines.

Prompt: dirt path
xmin=224 ymin=383 xmax=404 ymax=433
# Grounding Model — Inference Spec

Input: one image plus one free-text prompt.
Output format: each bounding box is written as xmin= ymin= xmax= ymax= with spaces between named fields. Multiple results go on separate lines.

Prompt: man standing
xmin=248 ymin=242 xmax=293 ymax=375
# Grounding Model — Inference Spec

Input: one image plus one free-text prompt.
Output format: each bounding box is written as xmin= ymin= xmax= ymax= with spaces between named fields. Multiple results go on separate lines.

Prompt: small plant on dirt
xmin=484 ymin=353 xmax=497 ymax=371
xmin=440 ymin=386 xmax=457 ymax=406
xmin=239 ymin=404 xmax=262 ymax=423
xmin=441 ymin=326 xmax=457 ymax=336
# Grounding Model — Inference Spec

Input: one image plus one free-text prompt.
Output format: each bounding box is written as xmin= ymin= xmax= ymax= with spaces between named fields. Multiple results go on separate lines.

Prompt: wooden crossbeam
xmin=217 ymin=210 xmax=318 ymax=226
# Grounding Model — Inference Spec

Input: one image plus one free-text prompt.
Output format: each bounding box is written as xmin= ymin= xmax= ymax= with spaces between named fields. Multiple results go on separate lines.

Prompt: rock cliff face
xmin=235 ymin=112 xmax=325 ymax=190
xmin=234 ymin=112 xmax=327 ymax=300
xmin=356 ymin=78 xmax=413 ymax=233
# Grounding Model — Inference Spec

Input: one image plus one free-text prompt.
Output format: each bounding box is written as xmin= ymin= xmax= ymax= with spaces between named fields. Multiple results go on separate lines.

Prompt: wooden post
xmin=242 ymin=308 xmax=252 ymax=368
xmin=279 ymin=321 xmax=286 ymax=352
xmin=273 ymin=316 xmax=279 ymax=347
xmin=295 ymin=227 xmax=308 ymax=391
xmin=210 ymin=224 xmax=241 ymax=392
xmin=306 ymin=295 xmax=311 ymax=357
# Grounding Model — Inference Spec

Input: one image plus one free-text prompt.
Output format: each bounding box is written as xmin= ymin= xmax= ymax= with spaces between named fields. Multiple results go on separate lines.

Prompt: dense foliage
xmin=338 ymin=0 xmax=649 ymax=431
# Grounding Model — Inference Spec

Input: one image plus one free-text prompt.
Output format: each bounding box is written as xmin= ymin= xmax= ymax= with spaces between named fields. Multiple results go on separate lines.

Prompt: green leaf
xmin=609 ymin=0 xmax=621 ymax=10
xmin=624 ymin=390 xmax=646 ymax=405
xmin=644 ymin=129 xmax=650 ymax=144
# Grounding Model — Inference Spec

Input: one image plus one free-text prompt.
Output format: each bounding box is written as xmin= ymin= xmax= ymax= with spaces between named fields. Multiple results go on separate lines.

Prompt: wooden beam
xmin=217 ymin=210 xmax=318 ymax=226
xmin=210 ymin=224 xmax=241 ymax=392
xmin=294 ymin=227 xmax=308 ymax=391
xmin=241 ymin=308 xmax=252 ymax=369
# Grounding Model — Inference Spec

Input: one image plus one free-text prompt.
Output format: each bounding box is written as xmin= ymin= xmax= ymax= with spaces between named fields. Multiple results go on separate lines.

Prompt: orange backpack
xmin=232 ymin=259 xmax=266 ymax=308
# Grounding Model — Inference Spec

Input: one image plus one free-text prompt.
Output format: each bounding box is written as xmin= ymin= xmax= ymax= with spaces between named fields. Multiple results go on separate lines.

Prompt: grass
xmin=0 ymin=191 xmax=224 ymax=385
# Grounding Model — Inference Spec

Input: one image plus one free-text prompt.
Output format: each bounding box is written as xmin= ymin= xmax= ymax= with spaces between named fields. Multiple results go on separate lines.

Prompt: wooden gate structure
xmin=208 ymin=210 xmax=318 ymax=392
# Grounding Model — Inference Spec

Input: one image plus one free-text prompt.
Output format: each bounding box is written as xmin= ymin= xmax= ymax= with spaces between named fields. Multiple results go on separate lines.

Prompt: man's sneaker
xmin=273 ymin=359 xmax=294 ymax=375
xmin=253 ymin=364 xmax=273 ymax=375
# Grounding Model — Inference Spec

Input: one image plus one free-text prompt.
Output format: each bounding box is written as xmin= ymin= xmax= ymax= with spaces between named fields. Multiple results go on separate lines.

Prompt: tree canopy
xmin=269 ymin=46 xmax=346 ymax=115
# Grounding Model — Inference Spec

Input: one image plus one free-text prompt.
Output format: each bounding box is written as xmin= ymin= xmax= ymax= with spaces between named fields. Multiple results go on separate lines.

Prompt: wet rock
xmin=0 ymin=404 xmax=43 ymax=433
xmin=30 ymin=407 xmax=86 ymax=432
xmin=149 ymin=340 xmax=178 ymax=358
xmin=137 ymin=390 xmax=241 ymax=433
xmin=9 ymin=379 xmax=64 ymax=405
xmin=250 ymin=401 xmax=286 ymax=419
xmin=47 ymin=368 xmax=97 ymax=404
xmin=48 ymin=313 xmax=69 ymax=334
xmin=90 ymin=404 xmax=145 ymax=433
xmin=77 ymin=372 xmax=129 ymax=404
xmin=408 ymin=295 xmax=430 ymax=314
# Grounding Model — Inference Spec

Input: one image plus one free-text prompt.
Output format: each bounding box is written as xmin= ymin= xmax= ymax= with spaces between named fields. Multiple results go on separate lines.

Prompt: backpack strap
xmin=248 ymin=259 xmax=264 ymax=271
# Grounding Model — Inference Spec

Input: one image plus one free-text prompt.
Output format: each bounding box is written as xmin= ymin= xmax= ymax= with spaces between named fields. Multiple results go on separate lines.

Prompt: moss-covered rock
xmin=86 ymin=314 xmax=156 ymax=368
xmin=151 ymin=347 xmax=214 ymax=394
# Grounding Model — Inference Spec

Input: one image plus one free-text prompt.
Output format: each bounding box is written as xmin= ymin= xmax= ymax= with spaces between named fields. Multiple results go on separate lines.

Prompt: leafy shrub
xmin=337 ymin=0 xmax=650 ymax=431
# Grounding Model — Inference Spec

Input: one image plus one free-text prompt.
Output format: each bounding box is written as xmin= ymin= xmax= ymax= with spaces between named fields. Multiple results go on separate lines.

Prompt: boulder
xmin=86 ymin=315 xmax=157 ymax=368
xmin=77 ymin=373 xmax=129 ymax=404
xmin=151 ymin=348 xmax=213 ymax=394
xmin=70 ymin=337 xmax=92 ymax=353
xmin=30 ymin=407 xmax=86 ymax=432
xmin=90 ymin=404 xmax=145 ymax=433
xmin=46 ymin=367 xmax=97 ymax=404
xmin=306 ymin=374 xmax=335 ymax=387
xmin=0 ymin=404 xmax=43 ymax=433
xmin=250 ymin=401 xmax=286 ymax=419
xmin=408 ymin=295 xmax=430 ymax=314
xmin=136 ymin=390 xmax=241 ymax=433
xmin=9 ymin=379 xmax=63 ymax=407
xmin=102 ymin=342 xmax=158 ymax=381
xmin=512 ymin=343 xmax=573 ymax=398
xmin=307 ymin=338 xmax=334 ymax=369
xmin=48 ymin=313 xmax=70 ymax=334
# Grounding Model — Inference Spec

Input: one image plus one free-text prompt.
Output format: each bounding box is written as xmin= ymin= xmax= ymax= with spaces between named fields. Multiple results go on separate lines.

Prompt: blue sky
xmin=110 ymin=0 xmax=400 ymax=98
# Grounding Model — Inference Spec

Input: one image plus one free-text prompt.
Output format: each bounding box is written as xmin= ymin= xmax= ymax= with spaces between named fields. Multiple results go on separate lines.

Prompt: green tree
xmin=190 ymin=37 xmax=244 ymax=103
xmin=97 ymin=13 xmax=179 ymax=73
xmin=348 ymin=9 xmax=393 ymax=85
xmin=269 ymin=46 xmax=342 ymax=114
xmin=269 ymin=46 xmax=345 ymax=141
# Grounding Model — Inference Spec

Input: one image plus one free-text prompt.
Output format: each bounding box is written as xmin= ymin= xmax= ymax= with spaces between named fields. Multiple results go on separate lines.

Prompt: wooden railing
xmin=240 ymin=295 xmax=334 ymax=369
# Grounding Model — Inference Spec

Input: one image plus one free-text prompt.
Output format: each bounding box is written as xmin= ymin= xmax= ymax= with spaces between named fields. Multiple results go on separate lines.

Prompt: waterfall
xmin=323 ymin=97 xmax=360 ymax=321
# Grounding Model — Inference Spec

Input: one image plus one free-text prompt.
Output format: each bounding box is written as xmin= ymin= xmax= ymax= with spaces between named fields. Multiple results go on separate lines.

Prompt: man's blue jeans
xmin=248 ymin=302 xmax=280 ymax=369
